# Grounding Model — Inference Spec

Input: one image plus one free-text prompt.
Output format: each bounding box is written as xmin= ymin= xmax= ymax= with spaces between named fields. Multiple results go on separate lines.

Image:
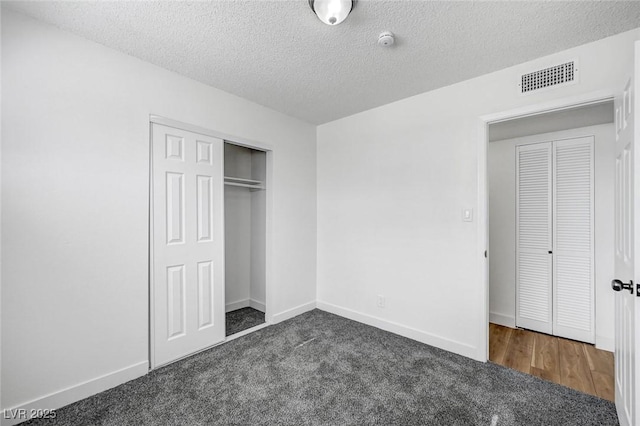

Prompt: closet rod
xmin=224 ymin=181 xmax=265 ymax=190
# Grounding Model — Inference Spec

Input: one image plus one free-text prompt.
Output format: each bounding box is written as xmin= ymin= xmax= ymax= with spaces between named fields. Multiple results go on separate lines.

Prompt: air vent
xmin=520 ymin=61 xmax=576 ymax=94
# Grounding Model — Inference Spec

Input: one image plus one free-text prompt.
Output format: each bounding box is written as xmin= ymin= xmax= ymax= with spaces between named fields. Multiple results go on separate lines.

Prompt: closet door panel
xmin=518 ymin=251 xmax=553 ymax=324
xmin=552 ymin=137 xmax=594 ymax=343
xmin=152 ymin=124 xmax=226 ymax=368
xmin=516 ymin=142 xmax=553 ymax=334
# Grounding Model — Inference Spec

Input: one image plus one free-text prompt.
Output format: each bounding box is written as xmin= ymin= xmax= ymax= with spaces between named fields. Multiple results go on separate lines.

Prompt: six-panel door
xmin=151 ymin=124 xmax=225 ymax=368
xmin=613 ymin=42 xmax=640 ymax=426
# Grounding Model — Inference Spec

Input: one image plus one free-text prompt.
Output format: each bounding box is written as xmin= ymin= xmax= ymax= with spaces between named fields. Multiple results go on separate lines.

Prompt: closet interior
xmin=224 ymin=142 xmax=267 ymax=336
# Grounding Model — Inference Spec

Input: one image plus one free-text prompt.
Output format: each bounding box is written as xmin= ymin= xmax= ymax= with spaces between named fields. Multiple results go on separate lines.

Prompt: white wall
xmin=317 ymin=27 xmax=640 ymax=361
xmin=488 ymin=102 xmax=613 ymax=141
xmin=224 ymin=145 xmax=267 ymax=313
xmin=225 ymin=144 xmax=253 ymax=312
xmin=1 ymin=9 xmax=316 ymax=417
xmin=250 ymin=151 xmax=267 ymax=310
xmin=225 ymin=186 xmax=252 ymax=310
xmin=487 ymin=138 xmax=517 ymax=328
xmin=488 ymin=124 xmax=615 ymax=350
xmin=0 ymin=5 xmax=4 ymax=414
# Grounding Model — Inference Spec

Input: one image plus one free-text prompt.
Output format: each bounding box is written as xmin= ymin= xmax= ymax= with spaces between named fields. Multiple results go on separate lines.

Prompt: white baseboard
xmin=226 ymin=299 xmax=266 ymax=313
xmin=489 ymin=312 xmax=515 ymax=328
xmin=226 ymin=299 xmax=250 ymax=313
xmin=1 ymin=361 xmax=148 ymax=426
xmin=271 ymin=301 xmax=316 ymax=324
xmin=249 ymin=299 xmax=266 ymax=313
xmin=316 ymin=301 xmax=479 ymax=361
xmin=596 ymin=335 xmax=614 ymax=352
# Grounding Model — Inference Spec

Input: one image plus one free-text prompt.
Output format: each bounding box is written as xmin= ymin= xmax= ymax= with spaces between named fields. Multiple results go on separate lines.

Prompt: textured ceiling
xmin=5 ymin=1 xmax=640 ymax=124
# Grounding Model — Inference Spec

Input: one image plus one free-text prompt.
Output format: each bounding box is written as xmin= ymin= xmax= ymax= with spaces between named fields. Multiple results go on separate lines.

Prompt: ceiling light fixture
xmin=309 ymin=0 xmax=356 ymax=26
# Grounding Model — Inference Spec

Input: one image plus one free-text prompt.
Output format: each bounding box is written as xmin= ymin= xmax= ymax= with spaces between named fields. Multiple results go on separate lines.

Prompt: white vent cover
xmin=519 ymin=61 xmax=577 ymax=94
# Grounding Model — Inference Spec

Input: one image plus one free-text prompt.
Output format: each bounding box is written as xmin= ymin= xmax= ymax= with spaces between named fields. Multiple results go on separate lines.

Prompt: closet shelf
xmin=224 ymin=176 xmax=264 ymax=190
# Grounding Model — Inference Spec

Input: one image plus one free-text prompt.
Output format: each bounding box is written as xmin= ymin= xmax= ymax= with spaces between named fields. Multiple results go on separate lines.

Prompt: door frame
xmin=477 ymin=90 xmax=614 ymax=362
xmin=148 ymin=115 xmax=274 ymax=369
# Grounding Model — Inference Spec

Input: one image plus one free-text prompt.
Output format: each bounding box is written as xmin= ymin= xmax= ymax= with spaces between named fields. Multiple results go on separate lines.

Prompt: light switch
xmin=462 ymin=208 xmax=473 ymax=222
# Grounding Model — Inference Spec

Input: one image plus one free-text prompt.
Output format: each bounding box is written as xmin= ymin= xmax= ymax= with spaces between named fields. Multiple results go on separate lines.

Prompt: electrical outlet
xmin=377 ymin=295 xmax=386 ymax=308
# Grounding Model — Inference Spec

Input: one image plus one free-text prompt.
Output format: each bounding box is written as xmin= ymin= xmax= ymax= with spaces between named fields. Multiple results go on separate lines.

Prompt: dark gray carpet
xmin=226 ymin=307 xmax=265 ymax=336
xmin=25 ymin=310 xmax=617 ymax=425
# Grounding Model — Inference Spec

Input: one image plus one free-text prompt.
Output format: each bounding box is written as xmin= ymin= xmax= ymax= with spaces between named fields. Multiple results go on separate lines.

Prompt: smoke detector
xmin=378 ymin=31 xmax=395 ymax=47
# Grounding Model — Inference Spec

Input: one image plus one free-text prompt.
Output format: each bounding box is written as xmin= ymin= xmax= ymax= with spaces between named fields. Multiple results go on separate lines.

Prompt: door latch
xmin=611 ymin=279 xmax=634 ymax=294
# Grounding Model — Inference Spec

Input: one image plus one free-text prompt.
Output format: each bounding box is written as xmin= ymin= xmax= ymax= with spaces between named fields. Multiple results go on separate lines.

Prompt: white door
xmin=151 ymin=123 xmax=225 ymax=368
xmin=516 ymin=142 xmax=553 ymax=334
xmin=516 ymin=138 xmax=594 ymax=341
xmin=613 ymin=41 xmax=640 ymax=426
xmin=552 ymin=137 xmax=594 ymax=343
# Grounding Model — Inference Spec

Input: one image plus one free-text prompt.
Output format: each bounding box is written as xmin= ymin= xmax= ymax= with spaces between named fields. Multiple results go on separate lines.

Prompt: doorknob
xmin=611 ymin=279 xmax=634 ymax=294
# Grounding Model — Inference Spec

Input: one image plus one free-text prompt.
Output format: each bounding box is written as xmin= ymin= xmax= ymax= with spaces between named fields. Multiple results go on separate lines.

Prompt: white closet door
xmin=516 ymin=142 xmax=553 ymax=334
xmin=151 ymin=124 xmax=225 ymax=368
xmin=552 ymin=137 xmax=595 ymax=343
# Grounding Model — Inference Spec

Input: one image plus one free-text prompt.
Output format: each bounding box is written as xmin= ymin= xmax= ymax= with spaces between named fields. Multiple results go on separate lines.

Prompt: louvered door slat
xmin=552 ymin=137 xmax=595 ymax=343
xmin=516 ymin=142 xmax=553 ymax=334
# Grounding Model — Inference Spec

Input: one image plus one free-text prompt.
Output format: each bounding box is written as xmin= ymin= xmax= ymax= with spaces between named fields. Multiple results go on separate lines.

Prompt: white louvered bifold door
xmin=552 ymin=137 xmax=595 ymax=343
xmin=516 ymin=142 xmax=553 ymax=335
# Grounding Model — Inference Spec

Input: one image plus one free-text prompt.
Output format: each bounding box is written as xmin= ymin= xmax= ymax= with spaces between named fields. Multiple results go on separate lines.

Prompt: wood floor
xmin=489 ymin=323 xmax=614 ymax=401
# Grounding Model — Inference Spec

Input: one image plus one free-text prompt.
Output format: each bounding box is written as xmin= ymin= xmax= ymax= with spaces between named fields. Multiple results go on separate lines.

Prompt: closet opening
xmin=224 ymin=142 xmax=267 ymax=337
xmin=149 ymin=117 xmax=273 ymax=369
xmin=486 ymin=100 xmax=616 ymax=400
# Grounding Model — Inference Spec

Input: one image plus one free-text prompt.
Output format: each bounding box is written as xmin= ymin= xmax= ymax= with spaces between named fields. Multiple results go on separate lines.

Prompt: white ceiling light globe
xmin=309 ymin=0 xmax=355 ymax=26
